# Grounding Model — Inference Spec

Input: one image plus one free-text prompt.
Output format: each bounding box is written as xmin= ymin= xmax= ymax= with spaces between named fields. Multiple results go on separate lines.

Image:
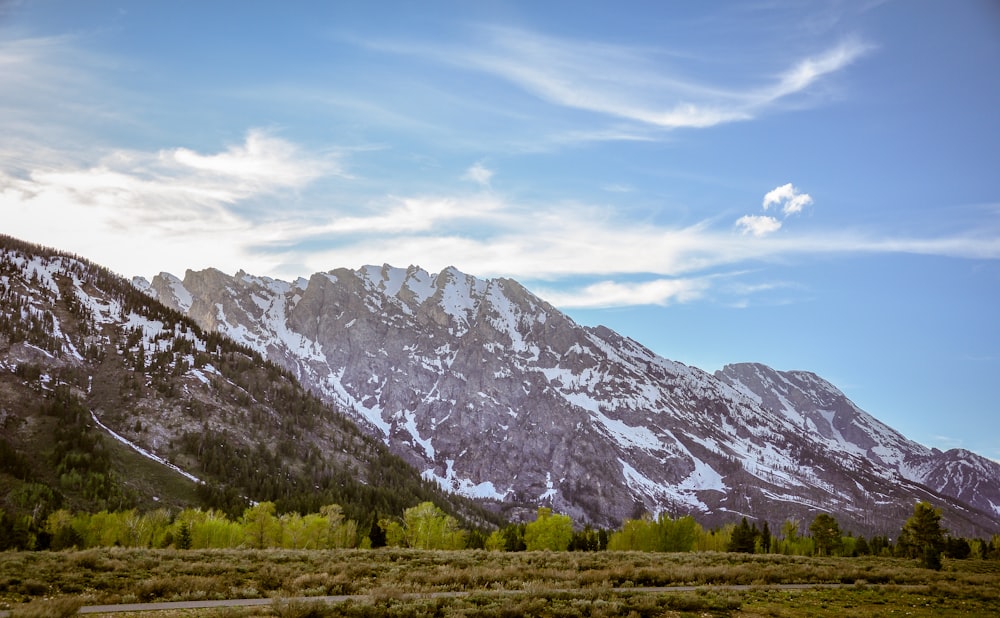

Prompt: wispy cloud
xmin=0 ymin=34 xmax=137 ymax=153
xmin=374 ymin=26 xmax=871 ymax=133
xmin=538 ymin=278 xmax=711 ymax=308
xmin=462 ymin=162 xmax=494 ymax=188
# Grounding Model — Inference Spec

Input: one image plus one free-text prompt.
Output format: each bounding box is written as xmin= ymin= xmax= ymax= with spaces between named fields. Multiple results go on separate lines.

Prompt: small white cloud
xmin=463 ymin=162 xmax=494 ymax=187
xmin=735 ymin=214 xmax=782 ymax=237
xmin=763 ymin=183 xmax=813 ymax=216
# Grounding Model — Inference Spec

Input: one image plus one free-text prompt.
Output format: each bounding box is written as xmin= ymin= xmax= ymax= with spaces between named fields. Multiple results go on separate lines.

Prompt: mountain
xmin=715 ymin=363 xmax=1000 ymax=521
xmin=138 ymin=262 xmax=1000 ymax=536
xmin=0 ymin=236 xmax=496 ymax=534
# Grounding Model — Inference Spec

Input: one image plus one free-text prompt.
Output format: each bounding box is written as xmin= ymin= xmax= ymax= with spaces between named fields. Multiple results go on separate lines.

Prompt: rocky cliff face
xmin=139 ymin=263 xmax=1000 ymax=534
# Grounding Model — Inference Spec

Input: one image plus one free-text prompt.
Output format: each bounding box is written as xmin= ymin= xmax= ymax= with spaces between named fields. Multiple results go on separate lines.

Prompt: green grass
xmin=1 ymin=549 xmax=999 ymax=616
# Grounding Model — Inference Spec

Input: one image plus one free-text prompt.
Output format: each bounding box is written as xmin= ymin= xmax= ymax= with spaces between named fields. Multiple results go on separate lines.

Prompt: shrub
xmin=272 ymin=598 xmax=334 ymax=618
xmin=10 ymin=597 xmax=83 ymax=618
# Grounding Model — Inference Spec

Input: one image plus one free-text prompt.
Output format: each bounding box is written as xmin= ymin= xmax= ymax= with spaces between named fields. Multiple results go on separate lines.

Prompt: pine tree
xmin=760 ymin=521 xmax=772 ymax=553
xmin=727 ymin=517 xmax=757 ymax=553
xmin=809 ymin=513 xmax=842 ymax=556
xmin=176 ymin=522 xmax=192 ymax=549
xmin=898 ymin=501 xmax=945 ymax=569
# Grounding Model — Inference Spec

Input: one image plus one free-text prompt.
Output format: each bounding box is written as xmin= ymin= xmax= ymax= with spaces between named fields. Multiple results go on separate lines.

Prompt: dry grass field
xmin=2 ymin=548 xmax=999 ymax=616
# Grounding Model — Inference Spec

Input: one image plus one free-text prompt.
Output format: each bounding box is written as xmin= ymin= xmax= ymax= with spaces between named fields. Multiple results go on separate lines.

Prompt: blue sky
xmin=2 ymin=1 xmax=998 ymax=459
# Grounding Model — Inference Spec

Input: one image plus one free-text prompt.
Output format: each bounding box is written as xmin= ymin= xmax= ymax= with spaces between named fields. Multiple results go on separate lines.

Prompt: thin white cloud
xmin=539 ymin=278 xmax=710 ymax=308
xmin=762 ymin=40 xmax=872 ymax=103
xmin=18 ymin=130 xmax=336 ymax=213
xmin=462 ymin=162 xmax=494 ymax=187
xmin=319 ymin=195 xmax=503 ymax=234
xmin=735 ymin=215 xmax=782 ymax=237
xmin=168 ymin=130 xmax=334 ymax=190
xmin=377 ymin=27 xmax=870 ymax=132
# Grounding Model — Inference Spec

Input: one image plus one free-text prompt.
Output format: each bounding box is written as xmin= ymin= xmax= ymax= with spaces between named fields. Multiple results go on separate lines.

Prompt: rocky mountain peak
xmin=135 ymin=262 xmax=1000 ymax=535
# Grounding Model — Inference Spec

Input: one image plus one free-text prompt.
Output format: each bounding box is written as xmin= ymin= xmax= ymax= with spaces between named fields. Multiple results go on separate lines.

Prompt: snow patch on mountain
xmin=423 ymin=459 xmax=510 ymax=501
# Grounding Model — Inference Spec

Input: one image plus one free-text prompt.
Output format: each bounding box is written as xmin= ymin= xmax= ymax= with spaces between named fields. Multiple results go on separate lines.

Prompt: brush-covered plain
xmin=3 ymin=549 xmax=1000 ymax=617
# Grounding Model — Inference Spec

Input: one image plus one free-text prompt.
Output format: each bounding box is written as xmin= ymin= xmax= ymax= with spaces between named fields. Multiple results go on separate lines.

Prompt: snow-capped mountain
xmin=138 ymin=263 xmax=1000 ymax=535
xmin=0 ymin=237 xmax=493 ymax=526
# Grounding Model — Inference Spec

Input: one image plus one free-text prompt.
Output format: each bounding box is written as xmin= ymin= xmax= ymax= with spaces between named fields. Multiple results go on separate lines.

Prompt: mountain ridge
xmin=137 ymin=261 xmax=1000 ymax=536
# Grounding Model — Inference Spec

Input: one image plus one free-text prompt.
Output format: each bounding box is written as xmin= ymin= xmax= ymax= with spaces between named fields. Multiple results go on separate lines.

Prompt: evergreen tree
xmin=176 ymin=522 xmax=192 ymax=550
xmin=726 ymin=517 xmax=757 ymax=553
xmin=500 ymin=523 xmax=526 ymax=551
xmin=898 ymin=501 xmax=945 ymax=569
xmin=760 ymin=521 xmax=772 ymax=553
xmin=809 ymin=513 xmax=843 ymax=556
xmin=944 ymin=536 xmax=971 ymax=560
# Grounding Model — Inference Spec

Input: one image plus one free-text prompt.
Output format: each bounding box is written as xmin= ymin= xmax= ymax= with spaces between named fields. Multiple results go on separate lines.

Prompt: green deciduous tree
xmin=524 ymin=507 xmax=573 ymax=551
xmin=376 ymin=502 xmax=466 ymax=549
xmin=242 ymin=502 xmax=280 ymax=549
xmin=607 ymin=516 xmax=658 ymax=551
xmin=320 ymin=504 xmax=359 ymax=548
xmin=607 ymin=514 xmax=699 ymax=552
xmin=402 ymin=502 xmax=466 ymax=549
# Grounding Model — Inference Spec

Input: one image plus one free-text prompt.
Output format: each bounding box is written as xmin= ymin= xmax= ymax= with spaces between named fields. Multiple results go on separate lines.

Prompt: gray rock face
xmin=143 ymin=263 xmax=1000 ymax=534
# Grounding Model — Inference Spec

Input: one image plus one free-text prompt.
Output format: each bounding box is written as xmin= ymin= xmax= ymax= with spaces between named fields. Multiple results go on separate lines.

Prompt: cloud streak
xmin=374 ymin=27 xmax=871 ymax=132
xmin=539 ymin=278 xmax=711 ymax=308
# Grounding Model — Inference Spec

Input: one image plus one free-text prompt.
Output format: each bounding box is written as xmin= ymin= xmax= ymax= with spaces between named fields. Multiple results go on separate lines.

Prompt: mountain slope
xmin=715 ymin=363 xmax=1000 ymax=520
xmin=0 ymin=236 xmax=495 ymax=533
xmin=141 ymin=263 xmax=1000 ymax=536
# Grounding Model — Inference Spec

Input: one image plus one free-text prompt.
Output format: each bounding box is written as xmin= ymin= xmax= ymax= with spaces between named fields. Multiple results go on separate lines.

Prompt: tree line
xmin=3 ymin=497 xmax=999 ymax=570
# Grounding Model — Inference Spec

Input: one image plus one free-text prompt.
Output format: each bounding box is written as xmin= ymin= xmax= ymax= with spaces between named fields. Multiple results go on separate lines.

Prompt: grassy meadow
xmin=2 ymin=548 xmax=1000 ymax=617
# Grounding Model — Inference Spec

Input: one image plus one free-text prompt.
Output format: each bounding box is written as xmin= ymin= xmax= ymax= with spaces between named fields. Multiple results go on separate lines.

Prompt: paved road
xmin=1 ymin=583 xmax=858 ymax=616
